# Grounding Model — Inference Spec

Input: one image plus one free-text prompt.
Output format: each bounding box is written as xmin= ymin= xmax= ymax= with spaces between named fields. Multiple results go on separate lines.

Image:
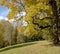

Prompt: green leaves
xmin=24 ymin=23 xmax=37 ymax=36
xmin=0 ymin=0 xmax=54 ymax=41
xmin=24 ymin=0 xmax=53 ymax=39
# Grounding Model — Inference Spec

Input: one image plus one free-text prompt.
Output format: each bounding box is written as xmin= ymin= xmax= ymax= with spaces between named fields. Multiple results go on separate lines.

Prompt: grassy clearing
xmin=0 ymin=41 xmax=60 ymax=54
xmin=0 ymin=41 xmax=36 ymax=52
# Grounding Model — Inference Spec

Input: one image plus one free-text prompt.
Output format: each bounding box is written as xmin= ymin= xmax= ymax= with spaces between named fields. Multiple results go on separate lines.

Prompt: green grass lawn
xmin=0 ymin=41 xmax=60 ymax=54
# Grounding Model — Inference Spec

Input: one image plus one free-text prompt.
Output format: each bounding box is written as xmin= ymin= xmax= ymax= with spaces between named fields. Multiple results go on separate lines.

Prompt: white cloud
xmin=20 ymin=11 xmax=26 ymax=16
xmin=5 ymin=18 xmax=8 ymax=20
xmin=0 ymin=16 xmax=4 ymax=20
xmin=0 ymin=15 xmax=8 ymax=20
xmin=23 ymin=20 xmax=28 ymax=26
xmin=17 ymin=11 xmax=26 ymax=17
xmin=9 ymin=19 xmax=15 ymax=23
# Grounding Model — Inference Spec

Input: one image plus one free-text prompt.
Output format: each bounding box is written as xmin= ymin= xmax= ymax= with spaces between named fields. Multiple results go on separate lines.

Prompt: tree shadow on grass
xmin=39 ymin=42 xmax=60 ymax=47
xmin=0 ymin=42 xmax=37 ymax=52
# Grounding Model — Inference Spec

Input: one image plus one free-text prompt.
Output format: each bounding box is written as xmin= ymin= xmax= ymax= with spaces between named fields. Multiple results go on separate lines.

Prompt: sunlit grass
xmin=0 ymin=41 xmax=60 ymax=54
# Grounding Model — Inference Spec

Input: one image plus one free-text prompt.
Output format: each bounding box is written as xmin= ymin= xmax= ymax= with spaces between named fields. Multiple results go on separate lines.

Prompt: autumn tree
xmin=23 ymin=0 xmax=53 ymax=41
xmin=0 ymin=20 xmax=13 ymax=46
xmin=24 ymin=0 xmax=60 ymax=44
xmin=49 ymin=0 xmax=60 ymax=45
xmin=0 ymin=21 xmax=4 ymax=48
xmin=0 ymin=0 xmax=60 ymax=45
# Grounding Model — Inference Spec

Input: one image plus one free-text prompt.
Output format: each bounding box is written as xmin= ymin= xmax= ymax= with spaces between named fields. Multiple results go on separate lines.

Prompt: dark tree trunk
xmin=49 ymin=0 xmax=59 ymax=45
xmin=14 ymin=27 xmax=18 ymax=44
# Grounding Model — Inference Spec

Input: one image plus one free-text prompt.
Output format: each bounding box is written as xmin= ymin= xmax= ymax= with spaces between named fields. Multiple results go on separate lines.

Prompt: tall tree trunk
xmin=49 ymin=0 xmax=59 ymax=45
xmin=14 ymin=27 xmax=18 ymax=44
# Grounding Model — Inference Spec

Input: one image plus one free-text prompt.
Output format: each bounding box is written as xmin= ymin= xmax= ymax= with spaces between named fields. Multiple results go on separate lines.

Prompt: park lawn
xmin=0 ymin=41 xmax=60 ymax=54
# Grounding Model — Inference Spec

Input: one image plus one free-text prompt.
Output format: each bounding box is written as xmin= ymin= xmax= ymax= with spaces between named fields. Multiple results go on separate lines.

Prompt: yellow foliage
xmin=17 ymin=26 xmax=25 ymax=34
xmin=0 ymin=0 xmax=6 ymax=5
xmin=24 ymin=23 xmax=38 ymax=36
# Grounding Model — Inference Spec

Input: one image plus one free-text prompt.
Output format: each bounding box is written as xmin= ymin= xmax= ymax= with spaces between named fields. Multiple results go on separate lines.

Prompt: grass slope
xmin=0 ymin=41 xmax=60 ymax=54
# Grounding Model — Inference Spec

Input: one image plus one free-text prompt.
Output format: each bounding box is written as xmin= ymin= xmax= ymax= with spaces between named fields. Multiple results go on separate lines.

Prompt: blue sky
xmin=0 ymin=5 xmax=26 ymax=21
xmin=0 ymin=6 xmax=9 ymax=19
